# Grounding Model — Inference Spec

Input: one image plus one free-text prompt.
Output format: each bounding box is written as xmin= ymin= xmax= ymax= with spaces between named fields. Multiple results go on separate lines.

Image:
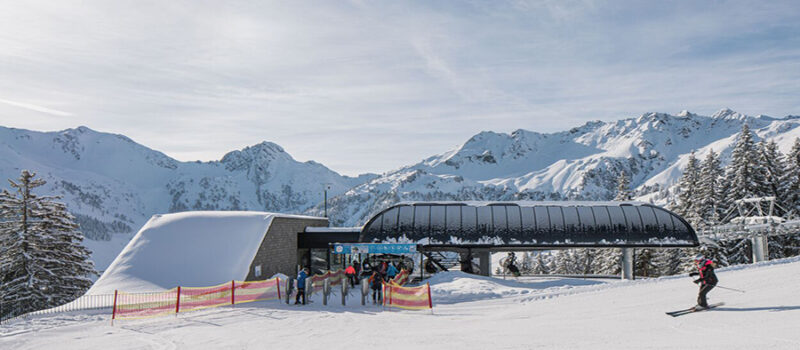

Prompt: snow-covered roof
xmin=88 ymin=211 xmax=314 ymax=294
xmin=362 ymin=201 xmax=698 ymax=247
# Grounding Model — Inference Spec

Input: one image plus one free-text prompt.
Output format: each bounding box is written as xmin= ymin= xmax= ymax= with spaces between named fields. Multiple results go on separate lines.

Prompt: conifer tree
xmin=697 ymin=150 xmax=724 ymax=225
xmin=614 ymin=171 xmax=632 ymax=201
xmin=784 ymin=138 xmax=800 ymax=215
xmin=757 ymin=140 xmax=789 ymax=208
xmin=595 ymin=248 xmax=622 ymax=275
xmin=633 ymin=249 xmax=657 ymax=277
xmin=725 ymin=124 xmax=762 ymax=216
xmin=0 ymin=170 xmax=95 ymax=318
xmin=676 ymin=151 xmax=702 ymax=225
xmin=531 ymin=252 xmax=551 ymax=275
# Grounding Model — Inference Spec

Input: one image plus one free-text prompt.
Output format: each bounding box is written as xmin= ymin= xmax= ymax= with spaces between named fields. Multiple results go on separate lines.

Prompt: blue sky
xmin=0 ymin=0 xmax=798 ymax=175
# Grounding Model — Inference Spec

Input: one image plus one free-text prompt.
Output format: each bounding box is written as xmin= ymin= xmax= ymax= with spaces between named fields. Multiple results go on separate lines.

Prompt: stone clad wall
xmin=246 ymin=217 xmax=328 ymax=281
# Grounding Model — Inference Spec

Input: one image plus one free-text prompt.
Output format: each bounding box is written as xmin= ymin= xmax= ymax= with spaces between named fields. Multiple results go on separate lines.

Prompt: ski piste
xmin=666 ymin=302 xmax=724 ymax=317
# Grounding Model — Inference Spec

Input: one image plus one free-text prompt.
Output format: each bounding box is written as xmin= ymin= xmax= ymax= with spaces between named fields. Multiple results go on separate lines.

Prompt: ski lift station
xmin=89 ymin=201 xmax=698 ymax=294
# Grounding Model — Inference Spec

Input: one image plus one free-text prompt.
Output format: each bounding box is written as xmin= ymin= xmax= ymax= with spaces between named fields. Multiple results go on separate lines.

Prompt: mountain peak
xmin=711 ymin=108 xmax=742 ymax=120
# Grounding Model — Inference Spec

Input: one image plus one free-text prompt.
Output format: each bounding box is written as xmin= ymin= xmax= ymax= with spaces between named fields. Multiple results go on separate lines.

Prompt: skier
xmin=689 ymin=254 xmax=718 ymax=309
xmin=295 ymin=267 xmax=309 ymax=305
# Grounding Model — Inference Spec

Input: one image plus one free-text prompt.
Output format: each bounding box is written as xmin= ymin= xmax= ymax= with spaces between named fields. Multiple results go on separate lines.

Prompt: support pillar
xmin=752 ymin=234 xmax=768 ymax=263
xmin=478 ymin=251 xmax=491 ymax=276
xmin=621 ymin=248 xmax=634 ymax=280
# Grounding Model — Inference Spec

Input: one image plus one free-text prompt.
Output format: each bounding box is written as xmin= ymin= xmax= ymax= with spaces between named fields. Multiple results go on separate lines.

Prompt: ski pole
xmin=715 ymin=285 xmax=745 ymax=293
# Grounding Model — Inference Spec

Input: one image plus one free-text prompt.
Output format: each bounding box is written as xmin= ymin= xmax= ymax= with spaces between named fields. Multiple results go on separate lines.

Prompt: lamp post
xmin=323 ymin=183 xmax=332 ymax=222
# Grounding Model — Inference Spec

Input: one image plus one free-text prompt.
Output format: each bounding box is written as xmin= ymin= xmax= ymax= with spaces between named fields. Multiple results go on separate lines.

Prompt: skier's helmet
xmin=693 ymin=254 xmax=704 ymax=262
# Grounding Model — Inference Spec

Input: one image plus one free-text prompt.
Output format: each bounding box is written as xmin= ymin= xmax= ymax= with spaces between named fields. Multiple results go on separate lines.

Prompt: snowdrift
xmin=88 ymin=211 xmax=295 ymax=294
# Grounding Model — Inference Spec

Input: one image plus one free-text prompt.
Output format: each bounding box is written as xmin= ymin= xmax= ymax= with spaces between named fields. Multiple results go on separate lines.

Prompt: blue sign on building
xmin=331 ymin=243 xmax=416 ymax=254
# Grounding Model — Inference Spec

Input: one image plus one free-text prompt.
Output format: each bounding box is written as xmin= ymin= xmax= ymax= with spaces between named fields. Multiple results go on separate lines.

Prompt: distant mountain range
xmin=2 ymin=108 xmax=799 ymax=271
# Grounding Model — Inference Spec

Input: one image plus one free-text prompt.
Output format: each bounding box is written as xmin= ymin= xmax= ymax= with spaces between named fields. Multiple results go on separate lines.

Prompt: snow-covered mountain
xmin=3 ymin=108 xmax=800 ymax=270
xmin=319 ymin=109 xmax=800 ymax=226
xmin=0 ymin=126 xmax=375 ymax=271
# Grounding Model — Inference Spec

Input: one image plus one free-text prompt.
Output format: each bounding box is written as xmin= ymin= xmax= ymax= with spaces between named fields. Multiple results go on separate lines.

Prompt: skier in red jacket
xmin=689 ymin=254 xmax=718 ymax=309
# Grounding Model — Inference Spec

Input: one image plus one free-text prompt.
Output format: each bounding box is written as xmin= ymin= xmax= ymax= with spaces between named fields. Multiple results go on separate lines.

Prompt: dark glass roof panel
xmin=360 ymin=201 xmax=698 ymax=247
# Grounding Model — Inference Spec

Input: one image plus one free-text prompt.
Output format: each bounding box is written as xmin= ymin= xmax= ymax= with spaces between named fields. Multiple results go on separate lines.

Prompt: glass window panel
xmin=622 ymin=206 xmax=644 ymax=240
xmin=414 ymin=205 xmax=431 ymax=235
xmin=507 ymin=206 xmax=522 ymax=233
xmin=430 ymin=205 xmax=446 ymax=234
xmin=380 ymin=207 xmax=399 ymax=233
xmin=653 ymin=207 xmax=676 ymax=232
xmin=397 ymin=205 xmax=415 ymax=236
xmin=445 ymin=205 xmax=462 ymax=234
xmin=462 ymin=206 xmax=477 ymax=231
xmin=607 ymin=206 xmax=628 ymax=234
xmin=547 ymin=207 xmax=565 ymax=231
xmin=577 ymin=207 xmax=595 ymax=240
xmin=492 ymin=206 xmax=509 ymax=232
xmin=638 ymin=206 xmax=659 ymax=234
xmin=562 ymin=207 xmax=580 ymax=233
xmin=476 ymin=206 xmax=493 ymax=235
xmin=520 ymin=207 xmax=535 ymax=231
xmin=592 ymin=207 xmax=612 ymax=236
xmin=533 ymin=206 xmax=551 ymax=233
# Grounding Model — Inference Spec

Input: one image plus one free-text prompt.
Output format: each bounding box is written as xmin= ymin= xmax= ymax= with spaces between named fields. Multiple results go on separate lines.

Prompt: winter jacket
xmin=345 ymin=266 xmax=356 ymax=275
xmin=386 ymin=264 xmax=399 ymax=278
xmin=369 ymin=273 xmax=382 ymax=290
xmin=297 ymin=270 xmax=308 ymax=289
xmin=691 ymin=259 xmax=718 ymax=286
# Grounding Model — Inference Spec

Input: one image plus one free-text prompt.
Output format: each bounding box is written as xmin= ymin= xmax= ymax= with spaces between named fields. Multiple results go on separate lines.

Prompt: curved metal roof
xmin=359 ymin=201 xmax=698 ymax=248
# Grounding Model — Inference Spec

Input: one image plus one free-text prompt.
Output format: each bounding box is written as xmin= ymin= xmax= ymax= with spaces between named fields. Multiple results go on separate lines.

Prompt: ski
xmin=666 ymin=302 xmax=724 ymax=317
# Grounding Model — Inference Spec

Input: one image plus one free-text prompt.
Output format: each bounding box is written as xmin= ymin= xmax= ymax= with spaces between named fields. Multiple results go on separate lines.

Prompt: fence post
xmin=341 ymin=280 xmax=347 ymax=306
xmin=304 ymin=278 xmax=312 ymax=305
xmin=276 ymin=277 xmax=282 ymax=300
xmin=111 ymin=290 xmax=118 ymax=325
xmin=427 ymin=283 xmax=433 ymax=309
xmin=175 ymin=286 xmax=181 ymax=315
xmin=323 ymin=278 xmax=330 ymax=306
xmin=361 ymin=278 xmax=368 ymax=305
xmin=285 ymin=278 xmax=293 ymax=304
xmin=231 ymin=280 xmax=236 ymax=305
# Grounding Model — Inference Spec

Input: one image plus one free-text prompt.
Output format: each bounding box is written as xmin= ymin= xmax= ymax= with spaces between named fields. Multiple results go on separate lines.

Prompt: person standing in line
xmin=386 ymin=262 xmax=399 ymax=282
xmin=295 ymin=267 xmax=309 ymax=305
xmin=345 ymin=264 xmax=357 ymax=288
xmin=689 ymin=254 xmax=718 ymax=309
xmin=353 ymin=259 xmax=361 ymax=285
xmin=369 ymin=270 xmax=383 ymax=304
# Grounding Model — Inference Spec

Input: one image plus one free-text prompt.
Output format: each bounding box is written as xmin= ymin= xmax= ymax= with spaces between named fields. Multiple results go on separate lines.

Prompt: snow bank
xmin=87 ymin=211 xmax=279 ymax=294
xmin=427 ymin=271 xmax=609 ymax=304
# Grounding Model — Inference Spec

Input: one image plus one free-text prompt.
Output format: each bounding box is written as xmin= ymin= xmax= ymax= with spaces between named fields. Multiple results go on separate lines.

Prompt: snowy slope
xmin=3 ymin=257 xmax=800 ymax=349
xmin=88 ymin=211 xmax=291 ymax=294
xmin=323 ymin=109 xmax=800 ymax=226
xmin=0 ymin=126 xmax=375 ymax=272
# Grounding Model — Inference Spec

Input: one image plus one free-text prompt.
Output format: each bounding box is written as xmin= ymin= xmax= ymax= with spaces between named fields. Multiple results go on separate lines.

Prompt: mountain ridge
xmin=2 ymin=108 xmax=800 ymax=270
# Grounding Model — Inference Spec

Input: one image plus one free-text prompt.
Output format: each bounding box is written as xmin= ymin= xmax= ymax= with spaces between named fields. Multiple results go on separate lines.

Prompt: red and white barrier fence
xmin=112 ymin=277 xmax=282 ymax=321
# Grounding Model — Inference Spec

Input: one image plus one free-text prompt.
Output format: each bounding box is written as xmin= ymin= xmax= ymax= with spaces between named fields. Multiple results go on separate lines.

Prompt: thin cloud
xmin=0 ymin=98 xmax=73 ymax=117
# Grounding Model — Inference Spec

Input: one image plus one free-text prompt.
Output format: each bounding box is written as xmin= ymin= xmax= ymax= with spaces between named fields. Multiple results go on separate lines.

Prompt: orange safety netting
xmin=310 ymin=269 xmax=344 ymax=292
xmin=179 ymin=281 xmax=234 ymax=313
xmin=114 ymin=288 xmax=179 ymax=319
xmin=234 ymin=278 xmax=281 ymax=304
xmin=382 ymin=282 xmax=432 ymax=310
xmin=390 ymin=270 xmax=410 ymax=286
xmin=112 ymin=277 xmax=282 ymax=320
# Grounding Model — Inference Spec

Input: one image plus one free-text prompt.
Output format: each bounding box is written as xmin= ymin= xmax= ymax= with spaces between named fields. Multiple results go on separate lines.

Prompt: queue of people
xmin=296 ymin=258 xmax=405 ymax=306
